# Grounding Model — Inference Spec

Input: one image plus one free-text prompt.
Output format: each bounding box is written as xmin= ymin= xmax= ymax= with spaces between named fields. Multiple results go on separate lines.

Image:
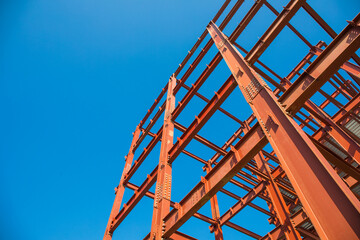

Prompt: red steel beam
xmin=143 ymin=231 xmax=198 ymax=240
xmin=135 ymin=0 xmax=243 ymax=152
xmin=261 ymin=209 xmax=319 ymax=239
xmin=279 ymin=13 xmax=360 ymax=115
xmin=103 ymin=126 xmax=141 ymax=240
xmin=172 ymin=0 xmax=244 ymax=108
xmin=106 ymin=2 xmax=360 ymax=239
xmin=207 ymin=21 xmax=360 ymax=239
xmin=270 ymin=136 xmax=360 ymax=188
xmin=179 ymin=82 xmax=243 ymax=124
xmin=283 ymin=41 xmax=325 ymax=85
xmin=209 ymin=126 xmax=244 ymax=165
xmin=332 ymin=93 xmax=360 ymax=124
xmin=304 ymin=101 xmax=360 ymax=165
xmin=114 ymin=135 xmax=271 ymax=238
xmin=125 ymin=182 xmax=222 ymax=228
xmin=205 ymin=164 xmax=224 ymax=240
xmin=225 ymin=221 xmax=262 ymax=239
xmin=245 ymin=0 xmax=305 ymax=65
xmin=168 ymin=232 xmax=198 ymax=240
xmin=123 ymin=126 xmax=162 ymax=185
xmin=127 ymin=178 xmax=262 ymax=240
xmin=174 ymin=121 xmax=227 ymax=155
xmin=169 ymin=76 xmax=237 ymax=162
xmin=168 ymin=7 xmax=358 ymax=234
xmin=247 ymin=13 xmax=360 ymax=172
xmin=229 ymin=0 xmax=265 ymax=41
xmin=302 ymin=2 xmax=360 ymax=65
xmin=109 ymin=166 xmax=158 ymax=233
xmin=150 ymin=76 xmax=176 ymax=240
xmin=219 ymin=188 xmax=273 ymax=218
xmin=138 ymin=88 xmax=167 ymax=130
xmin=263 ymin=1 xmax=312 ymax=48
xmin=312 ymin=47 xmax=360 ymax=79
xmin=309 ymin=137 xmax=360 ymax=181
xmin=173 ymin=0 xmax=231 ymax=77
xmin=257 ymin=37 xmax=360 ymax=169
xmin=214 ymin=181 xmax=267 ymax=227
xmin=146 ymin=130 xmax=273 ymax=213
xmin=251 ymin=145 xmax=301 ymax=239
xmin=171 ymin=0 xmax=264 ymax=121
xmin=134 ymin=102 xmax=165 ymax=153
xmin=138 ymin=0 xmax=232 ymax=129
xmin=271 ymin=49 xmax=360 ymax=169
xmin=162 ymin=122 xmax=268 ymax=238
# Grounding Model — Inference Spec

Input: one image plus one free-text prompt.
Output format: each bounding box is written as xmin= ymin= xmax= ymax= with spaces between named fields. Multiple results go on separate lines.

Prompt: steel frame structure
xmin=103 ymin=1 xmax=360 ymax=239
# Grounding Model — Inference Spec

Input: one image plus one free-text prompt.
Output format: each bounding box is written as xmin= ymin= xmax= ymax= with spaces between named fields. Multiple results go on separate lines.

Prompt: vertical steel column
xmin=103 ymin=126 xmax=141 ymax=240
xmin=244 ymin=122 xmax=302 ymax=240
xmin=205 ymin=164 xmax=224 ymax=240
xmin=150 ymin=76 xmax=176 ymax=240
xmin=207 ymin=21 xmax=360 ymax=239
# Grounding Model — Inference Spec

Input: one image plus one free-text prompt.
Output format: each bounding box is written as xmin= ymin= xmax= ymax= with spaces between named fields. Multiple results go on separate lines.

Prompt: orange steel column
xmin=150 ymin=75 xmax=176 ymax=240
xmin=205 ymin=164 xmax=224 ymax=240
xmin=243 ymin=122 xmax=301 ymax=240
xmin=103 ymin=126 xmax=141 ymax=240
xmin=207 ymin=21 xmax=360 ymax=239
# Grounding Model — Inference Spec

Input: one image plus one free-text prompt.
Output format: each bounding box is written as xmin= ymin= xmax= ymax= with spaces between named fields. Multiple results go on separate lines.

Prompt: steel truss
xmin=103 ymin=0 xmax=360 ymax=239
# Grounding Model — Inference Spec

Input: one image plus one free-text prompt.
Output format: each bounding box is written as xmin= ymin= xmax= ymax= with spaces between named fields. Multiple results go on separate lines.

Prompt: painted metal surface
xmin=103 ymin=1 xmax=360 ymax=239
xmin=207 ymin=20 xmax=360 ymax=239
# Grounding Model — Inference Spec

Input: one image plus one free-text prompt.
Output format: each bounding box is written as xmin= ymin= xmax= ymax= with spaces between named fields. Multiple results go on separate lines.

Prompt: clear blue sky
xmin=1 ymin=1 xmax=359 ymax=240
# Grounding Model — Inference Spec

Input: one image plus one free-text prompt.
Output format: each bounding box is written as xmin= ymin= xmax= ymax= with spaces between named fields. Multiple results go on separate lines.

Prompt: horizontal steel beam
xmin=245 ymin=0 xmax=305 ymax=65
xmin=127 ymin=181 xmax=261 ymax=240
xmin=143 ymin=231 xmax=197 ymax=240
xmin=123 ymin=127 xmax=162 ymax=184
xmin=279 ymin=13 xmax=360 ymax=115
xmin=161 ymin=13 xmax=360 ymax=238
xmin=216 ymin=181 xmax=267 ymax=227
xmin=208 ymin=19 xmax=360 ymax=239
xmin=169 ymin=76 xmax=237 ymax=162
xmin=163 ymin=123 xmax=267 ymax=237
xmin=110 ymin=166 xmax=158 ymax=232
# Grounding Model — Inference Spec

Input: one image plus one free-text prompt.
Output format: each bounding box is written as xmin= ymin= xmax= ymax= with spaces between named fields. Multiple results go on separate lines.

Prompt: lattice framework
xmin=103 ymin=1 xmax=360 ymax=239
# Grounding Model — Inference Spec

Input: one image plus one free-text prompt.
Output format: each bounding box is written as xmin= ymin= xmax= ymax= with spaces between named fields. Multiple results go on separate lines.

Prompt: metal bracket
xmin=163 ymin=173 xmax=172 ymax=201
xmin=245 ymin=77 xmax=263 ymax=101
xmin=216 ymin=39 xmax=226 ymax=49
xmin=154 ymin=183 xmax=163 ymax=208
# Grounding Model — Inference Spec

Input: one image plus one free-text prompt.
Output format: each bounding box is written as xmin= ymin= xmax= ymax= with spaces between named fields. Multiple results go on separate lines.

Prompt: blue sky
xmin=1 ymin=1 xmax=359 ymax=240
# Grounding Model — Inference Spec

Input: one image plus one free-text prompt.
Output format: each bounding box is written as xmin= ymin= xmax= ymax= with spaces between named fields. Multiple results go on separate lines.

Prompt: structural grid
xmin=104 ymin=0 xmax=360 ymax=239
